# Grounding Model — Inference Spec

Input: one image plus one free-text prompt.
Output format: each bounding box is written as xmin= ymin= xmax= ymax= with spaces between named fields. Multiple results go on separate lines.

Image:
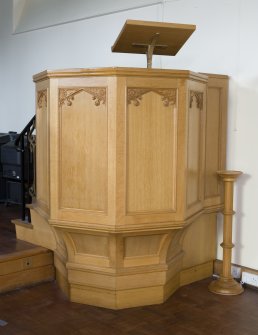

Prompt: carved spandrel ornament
xmin=37 ymin=90 xmax=47 ymax=109
xmin=127 ymin=88 xmax=177 ymax=107
xmin=189 ymin=91 xmax=203 ymax=110
xmin=59 ymin=88 xmax=106 ymax=107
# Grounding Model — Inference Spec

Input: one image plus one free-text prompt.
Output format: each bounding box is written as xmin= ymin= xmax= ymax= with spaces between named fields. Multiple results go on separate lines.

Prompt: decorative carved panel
xmin=36 ymin=89 xmax=49 ymax=212
xmin=59 ymin=88 xmax=106 ymax=107
xmin=58 ymin=87 xmax=108 ymax=213
xmin=187 ymin=90 xmax=204 ymax=208
xmin=37 ymin=90 xmax=47 ymax=109
xmin=189 ymin=90 xmax=203 ymax=109
xmin=126 ymin=90 xmax=177 ymax=214
xmin=127 ymin=88 xmax=177 ymax=107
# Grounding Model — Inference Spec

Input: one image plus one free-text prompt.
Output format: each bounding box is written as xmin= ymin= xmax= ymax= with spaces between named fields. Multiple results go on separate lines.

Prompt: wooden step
xmin=0 ymin=230 xmax=55 ymax=294
xmin=13 ymin=212 xmax=57 ymax=250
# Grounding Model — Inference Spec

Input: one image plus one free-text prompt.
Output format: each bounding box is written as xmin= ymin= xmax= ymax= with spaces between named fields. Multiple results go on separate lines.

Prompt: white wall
xmin=0 ymin=1 xmax=162 ymax=131
xmin=13 ymin=0 xmax=161 ymax=33
xmin=0 ymin=0 xmax=258 ymax=270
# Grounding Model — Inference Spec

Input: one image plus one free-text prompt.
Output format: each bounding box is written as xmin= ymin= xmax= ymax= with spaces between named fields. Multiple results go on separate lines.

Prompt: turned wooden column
xmin=209 ymin=170 xmax=244 ymax=295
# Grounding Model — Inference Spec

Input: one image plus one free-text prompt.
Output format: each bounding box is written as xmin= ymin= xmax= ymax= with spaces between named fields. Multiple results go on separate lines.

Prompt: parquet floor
xmin=0 ymin=279 xmax=258 ymax=335
xmin=0 ymin=205 xmax=258 ymax=335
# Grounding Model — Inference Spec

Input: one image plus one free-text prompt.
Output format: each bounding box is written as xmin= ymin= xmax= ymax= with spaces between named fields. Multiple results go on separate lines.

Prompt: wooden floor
xmin=0 ymin=279 xmax=258 ymax=335
xmin=0 ymin=204 xmax=55 ymax=295
xmin=0 ymin=204 xmax=36 ymax=256
xmin=1 ymin=205 xmax=258 ymax=334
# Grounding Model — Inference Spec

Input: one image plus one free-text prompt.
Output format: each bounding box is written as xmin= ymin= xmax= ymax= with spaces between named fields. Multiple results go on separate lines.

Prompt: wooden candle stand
xmin=209 ymin=170 xmax=244 ymax=295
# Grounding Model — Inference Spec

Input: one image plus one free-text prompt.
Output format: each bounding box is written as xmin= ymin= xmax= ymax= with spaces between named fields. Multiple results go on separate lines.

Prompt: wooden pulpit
xmin=15 ymin=20 xmax=228 ymax=309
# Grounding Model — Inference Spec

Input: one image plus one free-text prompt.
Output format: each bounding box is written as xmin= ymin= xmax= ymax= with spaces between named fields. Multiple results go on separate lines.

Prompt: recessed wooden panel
xmin=205 ymin=87 xmax=221 ymax=198
xmin=36 ymin=90 xmax=49 ymax=212
xmin=182 ymin=214 xmax=217 ymax=269
xmin=124 ymin=234 xmax=164 ymax=257
xmin=187 ymin=92 xmax=202 ymax=207
xmin=59 ymin=88 xmax=108 ymax=212
xmin=69 ymin=233 xmax=108 ymax=256
xmin=126 ymin=89 xmax=177 ymax=214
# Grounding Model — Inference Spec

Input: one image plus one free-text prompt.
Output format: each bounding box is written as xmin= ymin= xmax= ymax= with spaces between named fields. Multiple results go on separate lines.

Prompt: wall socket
xmin=231 ymin=265 xmax=241 ymax=278
xmin=241 ymin=271 xmax=258 ymax=287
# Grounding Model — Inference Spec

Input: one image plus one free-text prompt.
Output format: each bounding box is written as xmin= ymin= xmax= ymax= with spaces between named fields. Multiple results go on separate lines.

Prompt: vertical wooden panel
xmin=59 ymin=89 xmax=108 ymax=213
xmin=205 ymin=88 xmax=220 ymax=197
xmin=36 ymin=89 xmax=49 ymax=213
xmin=203 ymin=74 xmax=228 ymax=209
xmin=126 ymin=90 xmax=177 ymax=214
xmin=124 ymin=235 xmax=164 ymax=257
xmin=182 ymin=213 xmax=217 ymax=269
xmin=186 ymin=91 xmax=203 ymax=208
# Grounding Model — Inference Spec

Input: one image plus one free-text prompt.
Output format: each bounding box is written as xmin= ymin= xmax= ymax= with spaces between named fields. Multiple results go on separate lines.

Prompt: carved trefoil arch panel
xmin=59 ymin=87 xmax=107 ymax=107
xmin=127 ymin=88 xmax=177 ymax=107
xmin=58 ymin=86 xmax=108 ymax=214
xmin=187 ymin=89 xmax=205 ymax=209
xmin=126 ymin=87 xmax=178 ymax=214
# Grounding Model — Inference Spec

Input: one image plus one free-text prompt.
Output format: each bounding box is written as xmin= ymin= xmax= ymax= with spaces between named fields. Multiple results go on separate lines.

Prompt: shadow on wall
xmin=234 ymin=173 xmax=251 ymax=265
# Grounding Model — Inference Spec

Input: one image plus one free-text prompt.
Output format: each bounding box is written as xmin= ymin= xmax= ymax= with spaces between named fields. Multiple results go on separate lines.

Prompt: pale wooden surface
xmin=126 ymin=90 xmax=177 ymax=213
xmin=111 ymin=20 xmax=196 ymax=55
xmin=209 ymin=171 xmax=244 ymax=295
xmin=33 ymin=68 xmax=207 ymax=82
xmin=0 ymin=246 xmax=54 ymax=293
xmin=36 ymin=87 xmax=49 ymax=215
xmin=60 ymin=89 xmax=108 ymax=213
xmin=15 ymin=67 xmax=228 ymax=309
xmin=203 ymin=74 xmax=228 ymax=209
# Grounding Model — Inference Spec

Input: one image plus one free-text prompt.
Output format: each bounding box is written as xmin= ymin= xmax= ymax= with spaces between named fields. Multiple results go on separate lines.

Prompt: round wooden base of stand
xmin=208 ymin=277 xmax=244 ymax=295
